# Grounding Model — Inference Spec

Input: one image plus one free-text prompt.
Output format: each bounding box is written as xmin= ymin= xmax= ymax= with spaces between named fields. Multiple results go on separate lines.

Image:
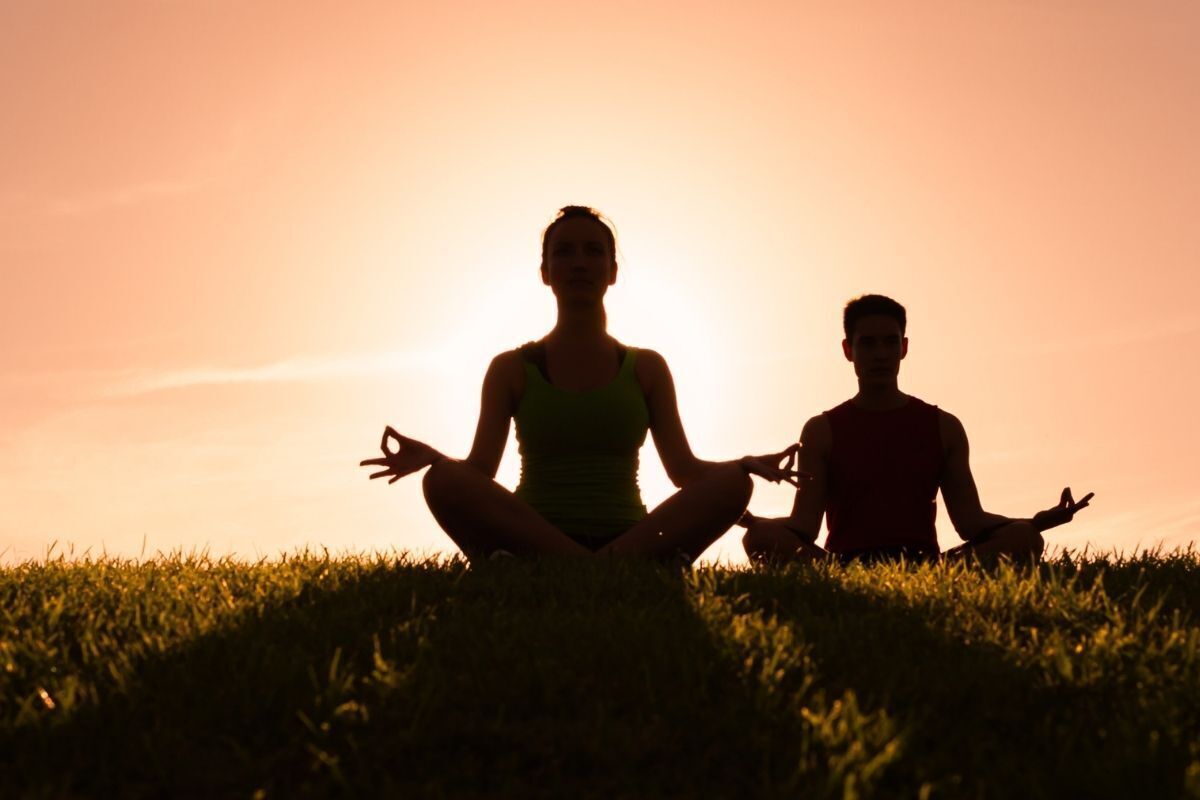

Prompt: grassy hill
xmin=2 ymin=551 xmax=1198 ymax=798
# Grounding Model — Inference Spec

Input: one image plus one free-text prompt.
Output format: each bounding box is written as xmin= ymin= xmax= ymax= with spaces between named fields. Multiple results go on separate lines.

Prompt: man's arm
xmin=743 ymin=415 xmax=829 ymax=542
xmin=940 ymin=411 xmax=1096 ymax=541
xmin=938 ymin=411 xmax=1013 ymax=541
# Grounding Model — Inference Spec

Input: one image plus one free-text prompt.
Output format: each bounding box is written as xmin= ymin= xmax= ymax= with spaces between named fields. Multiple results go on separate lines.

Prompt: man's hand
xmin=1031 ymin=487 xmax=1094 ymax=532
xmin=736 ymin=513 xmax=819 ymax=546
xmin=359 ymin=426 xmax=443 ymax=484
xmin=739 ymin=444 xmax=809 ymax=488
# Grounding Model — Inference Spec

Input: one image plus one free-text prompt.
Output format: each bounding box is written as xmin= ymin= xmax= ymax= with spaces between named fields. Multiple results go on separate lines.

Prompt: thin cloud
xmin=47 ymin=177 xmax=219 ymax=216
xmin=1023 ymin=314 xmax=1200 ymax=355
xmin=8 ymin=121 xmax=249 ymax=219
xmin=1091 ymin=497 xmax=1200 ymax=554
xmin=107 ymin=350 xmax=445 ymax=396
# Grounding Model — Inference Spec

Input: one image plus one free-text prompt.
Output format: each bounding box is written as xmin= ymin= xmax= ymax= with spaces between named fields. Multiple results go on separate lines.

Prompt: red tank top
xmin=823 ymin=396 xmax=944 ymax=554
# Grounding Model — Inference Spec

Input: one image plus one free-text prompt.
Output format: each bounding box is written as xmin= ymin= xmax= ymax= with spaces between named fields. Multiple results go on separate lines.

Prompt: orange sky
xmin=3 ymin=1 xmax=1198 ymax=563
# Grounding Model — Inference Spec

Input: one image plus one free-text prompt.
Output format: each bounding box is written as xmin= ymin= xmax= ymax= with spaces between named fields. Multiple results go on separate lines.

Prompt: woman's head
xmin=541 ymin=205 xmax=617 ymax=269
xmin=539 ymin=206 xmax=619 ymax=300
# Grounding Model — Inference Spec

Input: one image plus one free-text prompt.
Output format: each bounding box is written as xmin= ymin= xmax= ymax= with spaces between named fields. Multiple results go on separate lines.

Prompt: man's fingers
xmin=369 ymin=469 xmax=393 ymax=479
xmin=1074 ymin=492 xmax=1095 ymax=509
xmin=360 ymin=458 xmax=387 ymax=467
xmin=389 ymin=475 xmax=401 ymax=484
xmin=1060 ymin=487 xmax=1073 ymax=506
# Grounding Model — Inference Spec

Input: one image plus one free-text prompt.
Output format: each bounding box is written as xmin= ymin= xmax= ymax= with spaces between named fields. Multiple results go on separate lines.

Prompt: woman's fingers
xmin=369 ymin=468 xmax=393 ymax=480
xmin=783 ymin=469 xmax=811 ymax=488
xmin=381 ymin=426 xmax=408 ymax=456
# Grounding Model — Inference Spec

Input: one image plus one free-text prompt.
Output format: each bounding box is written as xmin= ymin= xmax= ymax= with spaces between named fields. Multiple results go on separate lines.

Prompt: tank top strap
xmin=619 ymin=345 xmax=636 ymax=376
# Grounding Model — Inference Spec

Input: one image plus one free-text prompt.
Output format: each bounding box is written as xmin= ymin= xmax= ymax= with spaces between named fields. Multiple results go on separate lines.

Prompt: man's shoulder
xmin=935 ymin=406 xmax=968 ymax=449
xmin=800 ymin=413 xmax=833 ymax=446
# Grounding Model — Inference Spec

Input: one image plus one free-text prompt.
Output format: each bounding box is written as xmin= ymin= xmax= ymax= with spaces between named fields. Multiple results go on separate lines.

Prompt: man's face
xmin=842 ymin=314 xmax=908 ymax=386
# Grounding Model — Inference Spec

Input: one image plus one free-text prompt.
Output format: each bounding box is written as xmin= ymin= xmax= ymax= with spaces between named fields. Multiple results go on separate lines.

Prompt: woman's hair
xmin=540 ymin=205 xmax=618 ymax=270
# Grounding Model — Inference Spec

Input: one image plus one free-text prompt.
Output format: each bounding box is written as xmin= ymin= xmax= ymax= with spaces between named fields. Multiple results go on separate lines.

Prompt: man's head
xmin=841 ymin=294 xmax=908 ymax=386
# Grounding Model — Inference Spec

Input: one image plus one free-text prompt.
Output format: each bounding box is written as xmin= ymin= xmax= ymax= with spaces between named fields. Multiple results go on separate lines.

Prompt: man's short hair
xmin=843 ymin=294 xmax=907 ymax=340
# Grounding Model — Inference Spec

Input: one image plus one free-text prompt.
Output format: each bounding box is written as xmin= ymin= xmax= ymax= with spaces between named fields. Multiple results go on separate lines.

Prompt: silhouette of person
xmin=362 ymin=206 xmax=803 ymax=563
xmin=741 ymin=294 xmax=1093 ymax=565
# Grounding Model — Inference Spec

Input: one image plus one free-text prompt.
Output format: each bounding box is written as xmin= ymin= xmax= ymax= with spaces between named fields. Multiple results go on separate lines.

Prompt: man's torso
xmin=823 ymin=396 xmax=946 ymax=554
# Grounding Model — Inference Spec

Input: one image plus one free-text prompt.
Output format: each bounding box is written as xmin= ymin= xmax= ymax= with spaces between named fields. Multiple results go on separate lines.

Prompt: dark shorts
xmin=833 ymin=546 xmax=941 ymax=566
xmin=833 ymin=522 xmax=1014 ymax=565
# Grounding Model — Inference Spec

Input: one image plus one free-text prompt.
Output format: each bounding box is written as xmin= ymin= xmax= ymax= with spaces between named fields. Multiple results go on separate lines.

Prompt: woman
xmin=360 ymin=206 xmax=802 ymax=562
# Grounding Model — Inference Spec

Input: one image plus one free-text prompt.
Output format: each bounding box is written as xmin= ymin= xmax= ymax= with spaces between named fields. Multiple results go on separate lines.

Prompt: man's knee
xmin=991 ymin=521 xmax=1044 ymax=560
xmin=741 ymin=525 xmax=765 ymax=558
xmin=742 ymin=520 xmax=801 ymax=561
xmin=741 ymin=524 xmax=775 ymax=560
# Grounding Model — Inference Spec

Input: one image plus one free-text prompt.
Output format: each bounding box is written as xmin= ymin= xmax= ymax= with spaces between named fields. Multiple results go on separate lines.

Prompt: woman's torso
xmin=512 ymin=340 xmax=650 ymax=548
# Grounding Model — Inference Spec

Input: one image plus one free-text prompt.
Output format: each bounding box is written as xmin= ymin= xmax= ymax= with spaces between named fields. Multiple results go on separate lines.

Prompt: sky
xmin=2 ymin=0 xmax=1198 ymax=564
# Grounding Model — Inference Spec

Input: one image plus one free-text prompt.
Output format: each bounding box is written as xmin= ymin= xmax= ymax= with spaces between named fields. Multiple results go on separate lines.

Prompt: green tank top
xmin=513 ymin=344 xmax=650 ymax=546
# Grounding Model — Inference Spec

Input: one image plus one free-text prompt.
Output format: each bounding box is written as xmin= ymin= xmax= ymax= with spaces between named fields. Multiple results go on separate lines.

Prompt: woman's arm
xmin=637 ymin=349 xmax=707 ymax=486
xmin=361 ymin=350 xmax=522 ymax=483
xmin=637 ymin=350 xmax=801 ymax=488
xmin=463 ymin=351 xmax=523 ymax=478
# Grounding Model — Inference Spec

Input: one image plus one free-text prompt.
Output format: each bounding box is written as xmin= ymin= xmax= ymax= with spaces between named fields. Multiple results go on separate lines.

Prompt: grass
xmin=2 ymin=550 xmax=1199 ymax=798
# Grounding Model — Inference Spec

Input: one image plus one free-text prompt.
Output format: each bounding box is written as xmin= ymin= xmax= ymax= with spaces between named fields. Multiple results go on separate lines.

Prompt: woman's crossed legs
xmin=422 ymin=459 xmax=752 ymax=564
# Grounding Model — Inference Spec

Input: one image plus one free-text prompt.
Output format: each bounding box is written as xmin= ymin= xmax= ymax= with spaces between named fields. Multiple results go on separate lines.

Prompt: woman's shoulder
xmin=485 ymin=348 xmax=530 ymax=387
xmin=629 ymin=346 xmax=670 ymax=391
xmin=495 ymin=345 xmax=535 ymax=365
xmin=629 ymin=346 xmax=666 ymax=368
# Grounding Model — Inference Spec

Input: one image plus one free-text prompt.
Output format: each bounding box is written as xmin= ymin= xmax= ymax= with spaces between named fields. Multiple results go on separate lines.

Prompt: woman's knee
xmin=708 ymin=461 xmax=753 ymax=509
xmin=421 ymin=458 xmax=464 ymax=505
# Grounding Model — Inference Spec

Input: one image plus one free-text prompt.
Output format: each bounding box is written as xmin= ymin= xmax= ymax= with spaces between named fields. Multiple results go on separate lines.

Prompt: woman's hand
xmin=1031 ymin=487 xmax=1094 ymax=532
xmin=738 ymin=444 xmax=808 ymax=488
xmin=359 ymin=426 xmax=443 ymax=484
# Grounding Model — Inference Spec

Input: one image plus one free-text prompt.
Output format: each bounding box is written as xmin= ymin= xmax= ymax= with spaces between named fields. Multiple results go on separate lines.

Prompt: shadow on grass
xmin=3 ymin=559 xmax=889 ymax=799
xmin=715 ymin=564 xmax=1195 ymax=799
xmin=9 ymin=558 xmax=1193 ymax=798
xmin=3 ymin=558 xmax=466 ymax=798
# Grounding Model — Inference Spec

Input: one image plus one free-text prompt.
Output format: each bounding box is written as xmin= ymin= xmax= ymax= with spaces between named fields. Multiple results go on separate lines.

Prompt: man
xmin=742 ymin=294 xmax=1092 ymax=564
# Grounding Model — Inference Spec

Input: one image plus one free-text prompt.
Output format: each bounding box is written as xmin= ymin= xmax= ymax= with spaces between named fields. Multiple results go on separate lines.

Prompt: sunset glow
xmin=3 ymin=1 xmax=1198 ymax=563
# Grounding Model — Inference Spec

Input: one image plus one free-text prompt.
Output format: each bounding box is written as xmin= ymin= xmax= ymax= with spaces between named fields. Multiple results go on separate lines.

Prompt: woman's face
xmin=541 ymin=216 xmax=617 ymax=303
